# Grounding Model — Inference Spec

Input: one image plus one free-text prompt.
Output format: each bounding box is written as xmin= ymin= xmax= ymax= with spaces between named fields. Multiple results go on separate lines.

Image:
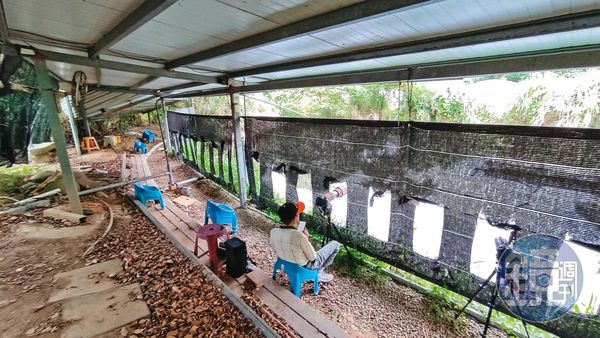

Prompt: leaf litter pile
xmin=87 ymin=198 xmax=264 ymax=337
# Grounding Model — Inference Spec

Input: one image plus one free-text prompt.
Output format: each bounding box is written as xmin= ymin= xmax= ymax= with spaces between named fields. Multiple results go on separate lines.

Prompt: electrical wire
xmin=241 ymin=94 xmax=308 ymax=117
xmin=9 ymin=29 xmax=89 ymax=47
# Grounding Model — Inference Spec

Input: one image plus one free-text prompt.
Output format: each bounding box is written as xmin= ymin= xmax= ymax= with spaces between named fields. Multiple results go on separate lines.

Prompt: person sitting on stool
xmin=270 ymin=201 xmax=340 ymax=282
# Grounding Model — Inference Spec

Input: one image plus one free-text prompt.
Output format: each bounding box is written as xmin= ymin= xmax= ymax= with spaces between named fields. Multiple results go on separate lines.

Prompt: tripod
xmin=318 ymin=209 xmax=356 ymax=263
xmin=455 ymin=237 xmax=530 ymax=338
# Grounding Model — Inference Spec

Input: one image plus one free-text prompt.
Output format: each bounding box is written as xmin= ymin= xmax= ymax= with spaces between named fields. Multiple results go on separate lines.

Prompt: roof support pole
xmin=155 ymin=98 xmax=173 ymax=186
xmin=65 ymin=95 xmax=81 ymax=155
xmin=229 ymin=84 xmax=247 ymax=207
xmin=160 ymin=98 xmax=172 ymax=151
xmin=78 ymin=100 xmax=92 ymax=137
xmin=33 ymin=56 xmax=83 ymax=214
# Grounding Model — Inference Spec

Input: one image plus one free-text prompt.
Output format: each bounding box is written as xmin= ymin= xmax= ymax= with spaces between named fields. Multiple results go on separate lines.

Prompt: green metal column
xmin=229 ymin=87 xmax=248 ymax=207
xmin=65 ymin=95 xmax=81 ymax=155
xmin=33 ymin=56 xmax=83 ymax=214
xmin=161 ymin=98 xmax=172 ymax=151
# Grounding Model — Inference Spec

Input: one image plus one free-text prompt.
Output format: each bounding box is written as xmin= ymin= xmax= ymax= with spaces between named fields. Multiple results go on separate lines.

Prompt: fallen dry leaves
xmin=88 ymin=198 xmax=263 ymax=337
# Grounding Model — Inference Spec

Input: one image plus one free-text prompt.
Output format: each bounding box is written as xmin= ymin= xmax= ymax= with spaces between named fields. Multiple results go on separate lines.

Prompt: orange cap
xmin=294 ymin=201 xmax=305 ymax=214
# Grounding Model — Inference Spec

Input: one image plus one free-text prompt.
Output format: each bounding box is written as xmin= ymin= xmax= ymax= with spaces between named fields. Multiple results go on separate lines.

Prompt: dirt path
xmin=1 ymin=146 xmax=266 ymax=338
xmin=147 ymin=153 xmax=507 ymax=338
xmin=0 ymin=199 xmax=111 ymax=337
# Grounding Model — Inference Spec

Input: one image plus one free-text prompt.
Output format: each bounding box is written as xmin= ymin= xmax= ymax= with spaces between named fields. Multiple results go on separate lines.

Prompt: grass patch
xmin=0 ymin=164 xmax=45 ymax=197
xmin=424 ymin=287 xmax=468 ymax=332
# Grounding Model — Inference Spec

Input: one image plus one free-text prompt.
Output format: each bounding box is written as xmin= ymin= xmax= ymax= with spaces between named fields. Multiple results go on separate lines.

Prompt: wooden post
xmin=33 ymin=56 xmax=83 ymax=214
xmin=229 ymin=87 xmax=248 ymax=207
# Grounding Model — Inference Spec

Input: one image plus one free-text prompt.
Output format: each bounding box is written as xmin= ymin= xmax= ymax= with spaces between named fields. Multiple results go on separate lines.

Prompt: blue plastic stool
xmin=142 ymin=129 xmax=155 ymax=143
xmin=204 ymin=200 xmax=238 ymax=235
xmin=272 ymin=257 xmax=319 ymax=298
xmin=133 ymin=182 xmax=165 ymax=209
xmin=133 ymin=140 xmax=147 ymax=154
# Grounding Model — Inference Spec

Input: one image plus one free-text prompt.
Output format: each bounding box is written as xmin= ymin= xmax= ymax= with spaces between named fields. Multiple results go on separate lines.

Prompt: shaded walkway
xmin=123 ymin=151 xmax=349 ymax=338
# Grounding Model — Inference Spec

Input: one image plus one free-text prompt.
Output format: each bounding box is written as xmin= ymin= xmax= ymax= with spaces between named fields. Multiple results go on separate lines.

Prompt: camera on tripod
xmin=455 ymin=221 xmax=529 ymax=338
xmin=313 ymin=181 xmax=354 ymax=262
xmin=315 ymin=185 xmax=347 ymax=215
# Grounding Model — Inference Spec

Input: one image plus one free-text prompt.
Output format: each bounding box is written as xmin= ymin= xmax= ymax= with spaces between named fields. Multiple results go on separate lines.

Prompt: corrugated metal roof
xmin=186 ymin=0 xmax=600 ymax=73
xmin=256 ymin=26 xmax=600 ymax=80
xmin=4 ymin=0 xmax=143 ymax=44
xmin=2 ymin=0 xmax=600 ymax=116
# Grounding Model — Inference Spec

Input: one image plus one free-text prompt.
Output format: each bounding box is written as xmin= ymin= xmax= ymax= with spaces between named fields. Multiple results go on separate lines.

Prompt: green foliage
xmin=193 ymin=69 xmax=599 ymax=128
xmin=471 ymin=74 xmax=504 ymax=82
xmin=552 ymin=68 xmax=587 ymax=78
xmin=424 ymin=286 xmax=467 ymax=331
xmin=0 ymin=60 xmax=50 ymax=164
xmin=472 ymin=72 xmax=530 ymax=83
xmin=407 ymin=86 xmax=468 ymax=122
xmin=505 ymin=72 xmax=531 ymax=82
xmin=330 ymin=247 xmax=390 ymax=288
xmin=0 ymin=164 xmax=45 ymax=196
xmin=264 ymin=83 xmax=401 ymax=120
xmin=191 ymin=96 xmax=231 ymax=116
xmin=505 ymin=85 xmax=547 ymax=125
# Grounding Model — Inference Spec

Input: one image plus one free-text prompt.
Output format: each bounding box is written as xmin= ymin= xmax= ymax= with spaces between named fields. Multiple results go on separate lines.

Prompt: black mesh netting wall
xmin=167 ymin=112 xmax=236 ymax=192
xmin=0 ymin=56 xmax=51 ymax=165
xmin=170 ymin=112 xmax=600 ymax=336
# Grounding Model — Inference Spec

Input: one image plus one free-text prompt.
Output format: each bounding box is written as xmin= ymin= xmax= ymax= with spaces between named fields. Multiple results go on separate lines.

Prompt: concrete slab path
xmin=48 ymin=259 xmax=122 ymax=303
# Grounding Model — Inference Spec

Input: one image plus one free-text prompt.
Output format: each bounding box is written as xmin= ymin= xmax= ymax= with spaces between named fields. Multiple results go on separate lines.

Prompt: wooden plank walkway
xmin=123 ymin=153 xmax=349 ymax=338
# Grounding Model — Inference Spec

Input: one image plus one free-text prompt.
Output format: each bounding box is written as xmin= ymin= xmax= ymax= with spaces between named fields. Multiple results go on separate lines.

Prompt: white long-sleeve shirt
xmin=270 ymin=227 xmax=317 ymax=266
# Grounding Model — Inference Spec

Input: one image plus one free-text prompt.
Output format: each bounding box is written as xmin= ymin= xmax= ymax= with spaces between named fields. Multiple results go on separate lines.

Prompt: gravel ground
xmin=146 ymin=153 xmax=508 ymax=338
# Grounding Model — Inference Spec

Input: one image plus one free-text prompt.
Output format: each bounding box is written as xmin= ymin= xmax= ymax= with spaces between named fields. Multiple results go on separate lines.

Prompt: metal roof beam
xmin=228 ymin=9 xmax=600 ymax=79
xmin=171 ymin=47 xmax=600 ymax=97
xmin=86 ymin=93 xmax=137 ymax=112
xmin=166 ymin=0 xmax=435 ymax=69
xmin=87 ymin=95 xmax=151 ymax=118
xmin=88 ymin=84 xmax=158 ymax=95
xmin=89 ymin=106 xmax=156 ymax=121
xmin=81 ymin=91 xmax=114 ymax=105
xmin=88 ymin=0 xmax=178 ymax=58
xmin=159 ymin=81 xmax=206 ymax=92
xmin=101 ymin=96 xmax=157 ymax=117
xmin=131 ymin=75 xmax=159 ymax=89
xmin=21 ymin=47 xmax=220 ymax=84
